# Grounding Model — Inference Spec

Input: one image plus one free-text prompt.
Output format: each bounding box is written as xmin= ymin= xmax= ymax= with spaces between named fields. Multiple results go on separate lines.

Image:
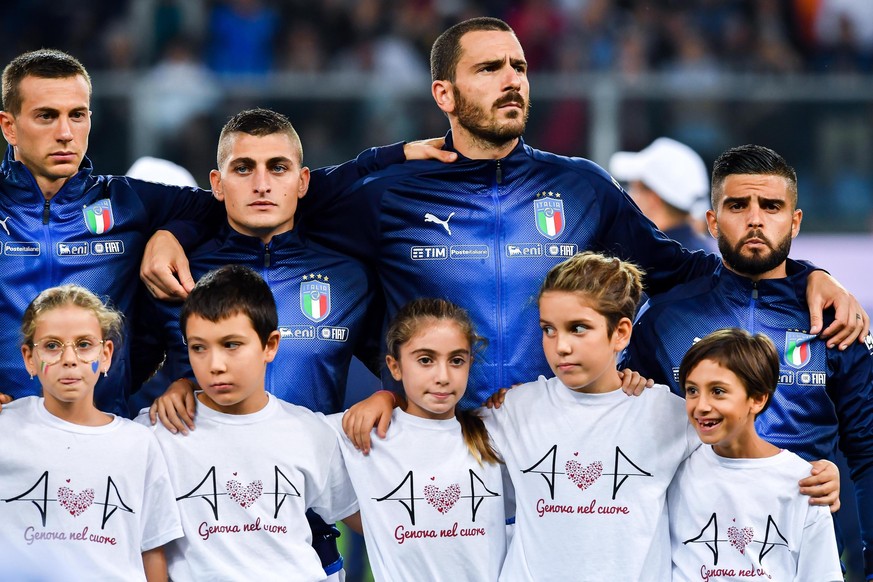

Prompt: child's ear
xmin=385 ymin=355 xmax=402 ymax=382
xmin=264 ymin=331 xmax=281 ymax=363
xmin=101 ymin=339 xmax=114 ymax=375
xmin=749 ymin=392 xmax=769 ymax=415
xmin=20 ymin=344 xmax=34 ymax=376
xmin=612 ymin=317 xmax=633 ymax=352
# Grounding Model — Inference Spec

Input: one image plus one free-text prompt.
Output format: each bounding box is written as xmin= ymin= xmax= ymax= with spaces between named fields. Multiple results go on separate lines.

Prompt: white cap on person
xmin=609 ymin=138 xmax=709 ymax=213
xmin=126 ymin=156 xmax=198 ymax=188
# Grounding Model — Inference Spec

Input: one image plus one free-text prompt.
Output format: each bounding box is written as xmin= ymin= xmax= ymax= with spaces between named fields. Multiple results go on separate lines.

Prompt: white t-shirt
xmin=137 ymin=393 xmax=357 ymax=582
xmin=668 ymin=445 xmax=842 ymax=582
xmin=484 ymin=377 xmax=699 ymax=581
xmin=0 ymin=396 xmax=182 ymax=581
xmin=323 ymin=408 xmax=508 ymax=582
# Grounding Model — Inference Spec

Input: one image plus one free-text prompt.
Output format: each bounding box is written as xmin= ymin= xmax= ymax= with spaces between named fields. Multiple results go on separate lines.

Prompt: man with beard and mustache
xmin=625 ymin=144 xmax=873 ymax=578
xmin=143 ymin=18 xmax=867 ymax=413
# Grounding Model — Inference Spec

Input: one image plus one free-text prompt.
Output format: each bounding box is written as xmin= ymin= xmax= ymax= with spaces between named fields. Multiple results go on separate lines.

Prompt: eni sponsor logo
xmin=778 ymin=370 xmax=795 ymax=385
xmin=57 ymin=242 xmax=89 ymax=256
xmin=505 ymin=243 xmax=542 ymax=258
xmin=411 ymin=246 xmax=447 ymax=260
xmin=279 ymin=325 xmax=315 ymax=340
xmin=4 ymin=241 xmax=40 ymax=256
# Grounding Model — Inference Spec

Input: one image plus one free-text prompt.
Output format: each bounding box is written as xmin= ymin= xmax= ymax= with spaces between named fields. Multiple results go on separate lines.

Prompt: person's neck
xmin=197 ymin=390 xmax=270 ymax=415
xmin=721 ymin=261 xmax=787 ymax=282
xmin=450 ymin=123 xmax=518 ymax=160
xmin=44 ymin=396 xmax=112 ymax=427
xmin=713 ymin=432 xmax=780 ymax=459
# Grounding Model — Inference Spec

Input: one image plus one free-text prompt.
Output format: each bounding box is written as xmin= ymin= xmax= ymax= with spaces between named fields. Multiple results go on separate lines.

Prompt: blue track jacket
xmin=299 ymin=131 xmax=721 ymax=408
xmin=0 ymin=147 xmax=221 ymax=415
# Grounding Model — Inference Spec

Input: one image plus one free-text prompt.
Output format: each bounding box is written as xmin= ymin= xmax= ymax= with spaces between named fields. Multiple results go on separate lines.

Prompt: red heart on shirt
xmin=57 ymin=486 xmax=95 ymax=517
xmin=565 ymin=460 xmax=602 ymax=491
xmin=423 ymin=483 xmax=461 ymax=514
xmin=226 ymin=479 xmax=263 ymax=508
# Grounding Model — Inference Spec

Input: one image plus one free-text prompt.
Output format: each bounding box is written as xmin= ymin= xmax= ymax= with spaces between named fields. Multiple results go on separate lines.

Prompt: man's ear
xmin=791 ymin=208 xmax=802 ymax=239
xmin=297 ymin=166 xmax=310 ymax=200
xmin=432 ymin=80 xmax=455 ymax=115
xmin=706 ymin=209 xmax=718 ymax=239
xmin=209 ymin=170 xmax=224 ymax=202
xmin=0 ymin=111 xmax=17 ymax=146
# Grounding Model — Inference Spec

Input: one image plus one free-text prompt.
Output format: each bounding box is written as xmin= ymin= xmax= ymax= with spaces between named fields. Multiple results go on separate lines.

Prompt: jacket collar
xmin=1 ymin=145 xmax=94 ymax=201
xmin=443 ymin=130 xmax=528 ymax=163
xmin=713 ymin=259 xmax=809 ymax=301
xmin=216 ymin=223 xmax=304 ymax=251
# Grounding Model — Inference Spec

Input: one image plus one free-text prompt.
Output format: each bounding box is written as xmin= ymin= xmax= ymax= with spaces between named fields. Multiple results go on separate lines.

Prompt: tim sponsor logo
xmin=450 ymin=245 xmax=489 ymax=259
xmin=318 ymin=326 xmax=349 ymax=342
xmin=411 ymin=246 xmax=447 ymax=260
xmin=279 ymin=325 xmax=315 ymax=339
xmin=57 ymin=242 xmax=89 ymax=256
xmin=506 ymin=243 xmax=542 ymax=258
xmin=4 ymin=241 xmax=40 ymax=256
xmin=91 ymin=240 xmax=124 ymax=255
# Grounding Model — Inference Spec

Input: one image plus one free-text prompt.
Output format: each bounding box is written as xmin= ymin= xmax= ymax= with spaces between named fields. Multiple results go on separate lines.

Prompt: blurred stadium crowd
xmin=3 ymin=0 xmax=871 ymax=76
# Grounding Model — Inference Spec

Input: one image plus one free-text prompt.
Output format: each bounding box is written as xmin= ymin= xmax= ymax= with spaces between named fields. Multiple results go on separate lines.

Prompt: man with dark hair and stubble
xmin=141 ymin=18 xmax=868 ymax=416
xmin=295 ymin=17 xmax=867 ymax=411
xmin=626 ymin=144 xmax=873 ymax=579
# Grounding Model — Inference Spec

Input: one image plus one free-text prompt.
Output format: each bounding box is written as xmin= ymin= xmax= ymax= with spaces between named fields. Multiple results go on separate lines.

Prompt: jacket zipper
xmin=493 ymin=159 xmax=505 ymax=389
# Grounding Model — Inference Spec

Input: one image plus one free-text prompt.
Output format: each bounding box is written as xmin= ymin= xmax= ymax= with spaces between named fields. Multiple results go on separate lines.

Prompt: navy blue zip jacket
xmin=0 ymin=147 xmax=222 ymax=416
xmin=299 ymin=131 xmax=721 ymax=408
xmin=625 ymin=261 xmax=873 ymax=577
xmin=131 ymin=225 xmax=380 ymax=415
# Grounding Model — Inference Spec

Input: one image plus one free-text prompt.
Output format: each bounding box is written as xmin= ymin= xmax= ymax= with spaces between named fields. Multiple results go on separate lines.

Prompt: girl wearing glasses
xmin=0 ymin=285 xmax=182 ymax=581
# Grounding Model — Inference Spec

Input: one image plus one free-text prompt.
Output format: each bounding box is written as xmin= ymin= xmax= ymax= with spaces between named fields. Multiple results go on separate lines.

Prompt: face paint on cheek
xmin=91 ymin=361 xmax=99 ymax=374
xmin=40 ymin=360 xmax=51 ymax=374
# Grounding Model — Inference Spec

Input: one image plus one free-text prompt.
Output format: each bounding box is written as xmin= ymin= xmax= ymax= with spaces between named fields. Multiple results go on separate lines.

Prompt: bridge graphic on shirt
xmin=683 ymin=512 xmax=790 ymax=565
xmin=177 ymin=466 xmax=300 ymax=520
xmin=4 ymin=470 xmax=134 ymax=528
xmin=521 ymin=445 xmax=652 ymax=500
xmin=374 ymin=469 xmax=500 ymax=525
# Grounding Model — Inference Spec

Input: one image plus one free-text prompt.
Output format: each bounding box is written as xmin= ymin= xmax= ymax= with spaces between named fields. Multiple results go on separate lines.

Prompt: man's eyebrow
xmin=227 ymin=156 xmax=255 ymax=166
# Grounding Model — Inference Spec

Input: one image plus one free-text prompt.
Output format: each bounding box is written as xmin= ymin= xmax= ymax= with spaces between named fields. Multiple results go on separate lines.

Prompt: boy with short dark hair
xmin=139 ymin=265 xmax=358 ymax=581
xmin=668 ymin=328 xmax=841 ymax=581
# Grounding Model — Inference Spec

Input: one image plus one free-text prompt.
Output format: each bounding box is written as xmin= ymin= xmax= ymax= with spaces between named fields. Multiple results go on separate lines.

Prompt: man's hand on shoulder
xmin=806 ymin=270 xmax=869 ymax=350
xmin=403 ymin=138 xmax=456 ymax=164
xmin=140 ymin=230 xmax=195 ymax=301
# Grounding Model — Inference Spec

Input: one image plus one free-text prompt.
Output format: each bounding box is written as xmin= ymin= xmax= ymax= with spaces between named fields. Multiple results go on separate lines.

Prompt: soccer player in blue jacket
xmin=141 ymin=18 xmax=868 ymax=411
xmin=625 ymin=144 xmax=873 ymax=579
xmin=0 ymin=49 xmax=221 ymax=416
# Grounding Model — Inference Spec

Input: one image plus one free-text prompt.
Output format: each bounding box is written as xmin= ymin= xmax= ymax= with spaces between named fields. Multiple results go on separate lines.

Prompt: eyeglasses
xmin=31 ymin=338 xmax=104 ymax=365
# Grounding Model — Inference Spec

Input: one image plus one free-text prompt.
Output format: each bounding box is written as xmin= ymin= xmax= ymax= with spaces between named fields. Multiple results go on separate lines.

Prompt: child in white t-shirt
xmin=139 ymin=265 xmax=358 ymax=581
xmin=668 ymin=328 xmax=842 ymax=581
xmin=324 ymin=298 xmax=508 ymax=581
xmin=0 ymin=284 xmax=182 ymax=581
xmin=343 ymin=253 xmax=841 ymax=581
xmin=482 ymin=252 xmax=700 ymax=581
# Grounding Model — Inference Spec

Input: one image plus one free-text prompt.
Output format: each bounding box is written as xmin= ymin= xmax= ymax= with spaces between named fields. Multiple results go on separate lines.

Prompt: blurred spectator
xmin=609 ymin=137 xmax=716 ymax=253
xmin=126 ymin=156 xmax=199 ymax=188
xmin=134 ymin=37 xmax=220 ymax=149
xmin=206 ymin=0 xmax=278 ymax=76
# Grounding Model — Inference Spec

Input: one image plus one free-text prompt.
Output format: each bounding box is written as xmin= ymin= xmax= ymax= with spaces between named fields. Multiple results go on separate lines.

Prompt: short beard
xmin=453 ymin=85 xmax=528 ymax=151
xmin=718 ymin=229 xmax=792 ymax=277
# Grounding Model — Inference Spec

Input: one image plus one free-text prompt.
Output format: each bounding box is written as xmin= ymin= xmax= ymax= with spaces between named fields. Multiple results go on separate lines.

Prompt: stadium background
xmin=3 ymin=0 xmax=871 ymax=579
